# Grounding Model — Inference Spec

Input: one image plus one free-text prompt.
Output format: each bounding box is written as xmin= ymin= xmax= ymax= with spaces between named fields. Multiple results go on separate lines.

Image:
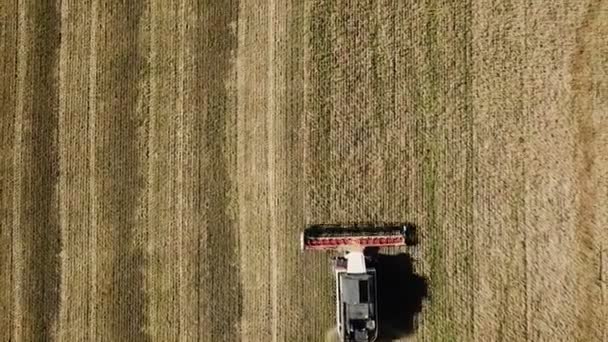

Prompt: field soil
xmin=1 ymin=0 xmax=607 ymax=341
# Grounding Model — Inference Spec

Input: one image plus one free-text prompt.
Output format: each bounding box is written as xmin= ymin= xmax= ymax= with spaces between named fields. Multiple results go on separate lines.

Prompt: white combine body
xmin=334 ymin=250 xmax=378 ymax=342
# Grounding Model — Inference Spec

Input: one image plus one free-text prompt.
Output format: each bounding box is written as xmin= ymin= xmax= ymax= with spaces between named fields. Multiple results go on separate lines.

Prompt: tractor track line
xmin=12 ymin=1 xmax=25 ymax=339
xmin=177 ymin=0 xmax=185 ymax=339
xmin=267 ymin=0 xmax=278 ymax=339
xmin=87 ymin=0 xmax=98 ymax=339
xmin=0 ymin=0 xmax=18 ymax=339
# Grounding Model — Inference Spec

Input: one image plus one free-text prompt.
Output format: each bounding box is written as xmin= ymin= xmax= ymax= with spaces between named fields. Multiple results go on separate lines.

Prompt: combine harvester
xmin=301 ymin=224 xmax=413 ymax=342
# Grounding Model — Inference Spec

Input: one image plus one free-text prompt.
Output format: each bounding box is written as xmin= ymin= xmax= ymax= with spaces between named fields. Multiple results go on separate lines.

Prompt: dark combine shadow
xmin=402 ymin=223 xmax=419 ymax=246
xmin=366 ymin=247 xmax=429 ymax=340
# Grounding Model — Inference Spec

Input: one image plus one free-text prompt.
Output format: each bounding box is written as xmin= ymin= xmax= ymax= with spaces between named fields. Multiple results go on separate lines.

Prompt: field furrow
xmin=0 ymin=0 xmax=18 ymax=340
xmin=147 ymin=0 xmax=183 ymax=339
xmin=91 ymin=1 xmax=150 ymax=339
xmin=236 ymin=0 xmax=273 ymax=340
xmin=13 ymin=1 xmax=62 ymax=340
xmin=58 ymin=1 xmax=93 ymax=340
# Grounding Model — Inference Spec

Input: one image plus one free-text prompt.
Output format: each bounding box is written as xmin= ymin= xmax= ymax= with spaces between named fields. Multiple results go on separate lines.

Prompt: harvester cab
xmin=301 ymin=224 xmax=412 ymax=342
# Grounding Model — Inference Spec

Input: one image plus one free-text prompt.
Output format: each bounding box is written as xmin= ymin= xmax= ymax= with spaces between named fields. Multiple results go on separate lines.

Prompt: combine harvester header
xmin=301 ymin=224 xmax=412 ymax=250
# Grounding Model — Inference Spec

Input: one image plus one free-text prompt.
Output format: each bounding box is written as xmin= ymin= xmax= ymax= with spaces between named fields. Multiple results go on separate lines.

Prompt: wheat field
xmin=0 ymin=0 xmax=607 ymax=341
